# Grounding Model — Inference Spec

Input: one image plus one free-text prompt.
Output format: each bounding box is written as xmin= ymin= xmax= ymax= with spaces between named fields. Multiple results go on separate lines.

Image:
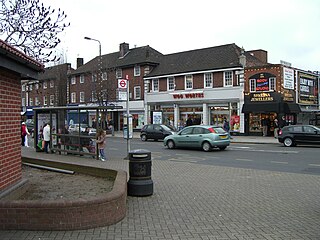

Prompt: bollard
xmin=127 ymin=149 xmax=153 ymax=196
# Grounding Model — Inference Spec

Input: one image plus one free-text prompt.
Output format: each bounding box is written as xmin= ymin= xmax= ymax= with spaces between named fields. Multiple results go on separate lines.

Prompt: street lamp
xmin=84 ymin=36 xmax=101 ymax=56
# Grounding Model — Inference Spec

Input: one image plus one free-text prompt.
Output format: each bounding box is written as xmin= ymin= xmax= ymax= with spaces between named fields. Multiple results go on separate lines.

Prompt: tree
xmin=0 ymin=0 xmax=70 ymax=63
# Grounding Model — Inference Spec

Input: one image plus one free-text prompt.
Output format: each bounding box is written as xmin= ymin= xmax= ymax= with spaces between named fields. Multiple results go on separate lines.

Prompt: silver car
xmin=164 ymin=125 xmax=230 ymax=152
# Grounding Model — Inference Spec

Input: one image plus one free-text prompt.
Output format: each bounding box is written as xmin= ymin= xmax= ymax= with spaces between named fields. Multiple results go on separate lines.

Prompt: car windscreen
xmin=161 ymin=125 xmax=174 ymax=131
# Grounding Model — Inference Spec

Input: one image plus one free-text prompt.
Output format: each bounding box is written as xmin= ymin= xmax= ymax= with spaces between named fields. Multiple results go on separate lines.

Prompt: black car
xmin=140 ymin=124 xmax=176 ymax=141
xmin=278 ymin=125 xmax=320 ymax=147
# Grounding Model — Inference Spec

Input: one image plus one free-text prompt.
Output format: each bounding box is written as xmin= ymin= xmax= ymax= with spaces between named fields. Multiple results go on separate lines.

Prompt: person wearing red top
xmin=21 ymin=122 xmax=27 ymax=146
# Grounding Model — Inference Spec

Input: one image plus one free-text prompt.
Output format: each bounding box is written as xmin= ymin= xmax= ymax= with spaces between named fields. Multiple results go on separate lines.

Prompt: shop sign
xmin=283 ymin=90 xmax=294 ymax=102
xmin=249 ymin=72 xmax=276 ymax=92
xmin=173 ymin=92 xmax=204 ymax=99
xmin=283 ymin=67 xmax=294 ymax=90
xmin=298 ymin=72 xmax=318 ymax=105
xmin=250 ymin=92 xmax=274 ymax=102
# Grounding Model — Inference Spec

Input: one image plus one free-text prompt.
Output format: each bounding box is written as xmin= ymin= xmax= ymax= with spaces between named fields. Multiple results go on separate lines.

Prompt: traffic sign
xmin=118 ymin=79 xmax=127 ymax=89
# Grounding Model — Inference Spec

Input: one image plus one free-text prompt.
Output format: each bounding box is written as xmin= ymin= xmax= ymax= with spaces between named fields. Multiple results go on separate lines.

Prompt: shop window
xmin=249 ymin=113 xmax=261 ymax=132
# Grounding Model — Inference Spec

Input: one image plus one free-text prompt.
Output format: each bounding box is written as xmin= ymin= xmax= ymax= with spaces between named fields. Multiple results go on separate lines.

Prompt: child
xmin=96 ymin=129 xmax=107 ymax=161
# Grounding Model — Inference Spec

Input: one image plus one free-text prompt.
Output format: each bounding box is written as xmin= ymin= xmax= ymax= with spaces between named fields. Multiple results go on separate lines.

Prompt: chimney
xmin=247 ymin=50 xmax=268 ymax=63
xmin=77 ymin=58 xmax=84 ymax=68
xmin=239 ymin=47 xmax=246 ymax=67
xmin=119 ymin=42 xmax=129 ymax=58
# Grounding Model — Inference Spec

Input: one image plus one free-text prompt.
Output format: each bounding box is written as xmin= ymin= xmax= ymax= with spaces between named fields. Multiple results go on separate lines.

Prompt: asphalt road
xmin=108 ymin=138 xmax=320 ymax=176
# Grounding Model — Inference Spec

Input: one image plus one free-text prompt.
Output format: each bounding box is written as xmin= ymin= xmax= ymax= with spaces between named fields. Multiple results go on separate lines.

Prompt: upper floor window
xmin=134 ymin=65 xmax=141 ymax=76
xmin=29 ymin=98 xmax=33 ymax=106
xmin=102 ymin=71 xmax=107 ymax=81
xmin=22 ymin=98 xmax=25 ymax=106
xmin=134 ymin=86 xmax=141 ymax=99
xmin=71 ymin=92 xmax=76 ymax=103
xmin=80 ymin=92 xmax=85 ymax=102
xmin=269 ymin=77 xmax=276 ymax=91
xmin=71 ymin=77 xmax=76 ymax=85
xmin=204 ymin=73 xmax=213 ymax=88
xmin=50 ymin=80 xmax=54 ymax=88
xmin=91 ymin=91 xmax=97 ymax=102
xmin=43 ymin=81 xmax=47 ymax=89
xmin=167 ymin=77 xmax=175 ymax=91
xmin=250 ymin=79 xmax=256 ymax=92
xmin=224 ymin=71 xmax=233 ymax=87
xmin=185 ymin=75 xmax=193 ymax=89
xmin=152 ymin=79 xmax=159 ymax=92
xmin=116 ymin=68 xmax=122 ymax=79
xmin=80 ymin=75 xmax=85 ymax=83
xmin=43 ymin=96 xmax=47 ymax=106
xmin=35 ymin=83 xmax=39 ymax=90
xmin=29 ymin=84 xmax=33 ymax=91
xmin=50 ymin=95 xmax=54 ymax=105
xmin=22 ymin=84 xmax=26 ymax=91
xmin=35 ymin=97 xmax=40 ymax=106
xmin=92 ymin=73 xmax=97 ymax=82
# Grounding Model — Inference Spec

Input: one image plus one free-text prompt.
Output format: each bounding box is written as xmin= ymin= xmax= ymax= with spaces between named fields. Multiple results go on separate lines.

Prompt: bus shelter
xmin=33 ymin=105 xmax=123 ymax=159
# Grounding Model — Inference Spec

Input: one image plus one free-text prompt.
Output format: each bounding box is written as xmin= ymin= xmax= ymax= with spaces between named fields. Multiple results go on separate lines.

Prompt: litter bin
xmin=127 ymin=149 xmax=153 ymax=196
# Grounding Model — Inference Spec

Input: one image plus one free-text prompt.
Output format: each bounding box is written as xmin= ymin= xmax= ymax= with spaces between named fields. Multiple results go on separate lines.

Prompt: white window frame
xmin=22 ymin=84 xmax=26 ymax=91
xmin=22 ymin=98 xmax=26 ymax=106
xmin=29 ymin=98 xmax=33 ymax=106
xmin=102 ymin=72 xmax=107 ymax=81
xmin=29 ymin=84 xmax=33 ymax=91
xmin=71 ymin=92 xmax=76 ymax=103
xmin=43 ymin=81 xmax=47 ymax=89
xmin=167 ymin=77 xmax=175 ymax=91
xmin=92 ymin=73 xmax=97 ymax=82
xmin=224 ymin=71 xmax=233 ymax=87
xmin=43 ymin=96 xmax=47 ymax=106
xmin=49 ymin=95 xmax=54 ymax=105
xmin=35 ymin=97 xmax=40 ymax=106
xmin=35 ymin=83 xmax=39 ymax=90
xmin=50 ymin=80 xmax=54 ymax=88
xmin=152 ymin=79 xmax=159 ymax=92
xmin=185 ymin=75 xmax=193 ymax=90
xmin=204 ymin=73 xmax=213 ymax=88
xmin=71 ymin=77 xmax=76 ymax=85
xmin=134 ymin=65 xmax=141 ymax=76
xmin=249 ymin=79 xmax=256 ymax=92
xmin=80 ymin=92 xmax=85 ymax=103
xmin=80 ymin=75 xmax=85 ymax=83
xmin=134 ymin=86 xmax=141 ymax=99
xmin=116 ymin=68 xmax=122 ymax=79
xmin=269 ymin=77 xmax=276 ymax=91
xmin=91 ymin=91 xmax=97 ymax=102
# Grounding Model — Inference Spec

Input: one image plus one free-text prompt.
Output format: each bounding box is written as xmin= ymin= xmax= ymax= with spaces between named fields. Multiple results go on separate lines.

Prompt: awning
xmin=242 ymin=102 xmax=280 ymax=113
xmin=283 ymin=103 xmax=301 ymax=113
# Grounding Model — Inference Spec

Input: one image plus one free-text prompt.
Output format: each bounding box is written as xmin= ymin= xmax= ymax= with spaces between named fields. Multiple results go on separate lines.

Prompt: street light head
xmin=84 ymin=37 xmax=91 ymax=40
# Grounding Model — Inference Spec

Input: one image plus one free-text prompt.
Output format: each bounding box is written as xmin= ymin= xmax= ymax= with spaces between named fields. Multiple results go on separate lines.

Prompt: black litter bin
xmin=127 ymin=149 xmax=153 ymax=196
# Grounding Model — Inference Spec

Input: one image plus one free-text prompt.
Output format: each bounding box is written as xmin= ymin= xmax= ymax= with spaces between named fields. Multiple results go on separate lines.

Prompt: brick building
xmin=0 ymin=40 xmax=43 ymax=193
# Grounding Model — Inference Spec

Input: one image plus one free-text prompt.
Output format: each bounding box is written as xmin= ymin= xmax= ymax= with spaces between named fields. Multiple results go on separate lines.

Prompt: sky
xmin=48 ymin=0 xmax=320 ymax=72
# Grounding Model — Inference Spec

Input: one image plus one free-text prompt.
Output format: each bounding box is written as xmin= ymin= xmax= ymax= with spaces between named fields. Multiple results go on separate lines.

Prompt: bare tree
xmin=0 ymin=0 xmax=70 ymax=63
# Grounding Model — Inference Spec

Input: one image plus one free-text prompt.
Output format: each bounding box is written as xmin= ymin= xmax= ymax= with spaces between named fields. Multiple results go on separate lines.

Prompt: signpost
xmin=124 ymin=75 xmax=132 ymax=159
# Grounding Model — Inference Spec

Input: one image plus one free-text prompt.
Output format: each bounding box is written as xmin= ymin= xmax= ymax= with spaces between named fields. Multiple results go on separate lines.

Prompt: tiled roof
xmin=146 ymin=43 xmax=266 ymax=77
xmin=0 ymin=39 xmax=44 ymax=70
xmin=72 ymin=45 xmax=163 ymax=75
xmin=38 ymin=63 xmax=74 ymax=80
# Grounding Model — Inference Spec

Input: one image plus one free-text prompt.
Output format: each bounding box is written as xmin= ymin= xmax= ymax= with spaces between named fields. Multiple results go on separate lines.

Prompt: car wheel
xmin=202 ymin=141 xmax=212 ymax=152
xmin=141 ymin=134 xmax=147 ymax=141
xmin=167 ymin=140 xmax=175 ymax=149
xmin=219 ymin=146 xmax=227 ymax=150
xmin=283 ymin=137 xmax=294 ymax=147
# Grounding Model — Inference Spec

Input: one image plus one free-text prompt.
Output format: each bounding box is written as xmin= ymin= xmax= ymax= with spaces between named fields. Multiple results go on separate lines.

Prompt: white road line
xmin=308 ymin=164 xmax=320 ymax=167
xmin=270 ymin=161 xmax=288 ymax=164
xmin=229 ymin=148 xmax=299 ymax=154
xmin=235 ymin=158 xmax=253 ymax=162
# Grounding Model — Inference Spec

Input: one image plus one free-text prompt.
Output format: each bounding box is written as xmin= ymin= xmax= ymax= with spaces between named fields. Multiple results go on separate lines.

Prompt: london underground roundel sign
xmin=118 ymin=79 xmax=127 ymax=89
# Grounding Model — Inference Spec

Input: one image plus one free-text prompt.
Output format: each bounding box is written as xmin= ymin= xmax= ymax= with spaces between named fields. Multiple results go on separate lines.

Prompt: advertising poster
xmin=230 ymin=115 xmax=240 ymax=132
xmin=283 ymin=67 xmax=295 ymax=90
xmin=152 ymin=111 xmax=162 ymax=124
xmin=37 ymin=113 xmax=57 ymax=145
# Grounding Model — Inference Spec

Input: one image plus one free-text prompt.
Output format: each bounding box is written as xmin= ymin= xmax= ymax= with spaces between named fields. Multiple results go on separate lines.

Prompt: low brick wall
xmin=0 ymin=158 xmax=127 ymax=230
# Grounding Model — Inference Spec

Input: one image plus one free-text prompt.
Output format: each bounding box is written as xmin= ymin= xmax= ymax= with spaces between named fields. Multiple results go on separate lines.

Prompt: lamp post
xmin=84 ymin=36 xmax=101 ymax=56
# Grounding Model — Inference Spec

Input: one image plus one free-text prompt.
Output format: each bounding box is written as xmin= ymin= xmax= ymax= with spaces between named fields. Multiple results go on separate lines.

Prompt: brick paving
xmin=1 ymin=136 xmax=320 ymax=239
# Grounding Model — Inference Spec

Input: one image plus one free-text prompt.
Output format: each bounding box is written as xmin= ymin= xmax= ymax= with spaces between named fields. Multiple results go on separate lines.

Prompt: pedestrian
xmin=273 ymin=118 xmax=279 ymax=138
xmin=21 ymin=122 xmax=28 ymax=146
xmin=279 ymin=116 xmax=287 ymax=129
xmin=109 ymin=119 xmax=115 ymax=136
xmin=186 ymin=116 xmax=193 ymax=126
xmin=96 ymin=129 xmax=107 ymax=161
xmin=24 ymin=125 xmax=31 ymax=147
xmin=223 ymin=117 xmax=233 ymax=139
xmin=43 ymin=123 xmax=51 ymax=153
xmin=261 ymin=116 xmax=270 ymax=137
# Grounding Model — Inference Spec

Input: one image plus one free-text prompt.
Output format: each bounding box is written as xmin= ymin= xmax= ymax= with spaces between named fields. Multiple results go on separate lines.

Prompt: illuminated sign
xmin=298 ymin=72 xmax=318 ymax=105
xmin=250 ymin=93 xmax=274 ymax=102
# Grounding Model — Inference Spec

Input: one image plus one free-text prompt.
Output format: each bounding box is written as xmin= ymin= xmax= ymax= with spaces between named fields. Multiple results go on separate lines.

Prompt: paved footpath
xmin=1 ymin=136 xmax=320 ymax=240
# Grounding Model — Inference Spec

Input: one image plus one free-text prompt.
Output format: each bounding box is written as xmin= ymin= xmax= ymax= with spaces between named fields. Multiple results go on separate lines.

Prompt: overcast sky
xmin=49 ymin=0 xmax=319 ymax=72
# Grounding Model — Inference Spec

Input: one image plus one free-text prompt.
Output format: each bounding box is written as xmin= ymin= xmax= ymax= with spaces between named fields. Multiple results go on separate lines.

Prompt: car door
xmin=290 ymin=126 xmax=304 ymax=143
xmin=175 ymin=127 xmax=194 ymax=147
xmin=153 ymin=124 xmax=164 ymax=140
xmin=187 ymin=127 xmax=205 ymax=147
xmin=302 ymin=126 xmax=320 ymax=144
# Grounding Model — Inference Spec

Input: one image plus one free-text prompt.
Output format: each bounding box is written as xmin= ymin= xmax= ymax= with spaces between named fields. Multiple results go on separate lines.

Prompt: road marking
xmin=308 ymin=164 xmax=320 ymax=167
xmin=229 ymin=147 xmax=299 ymax=154
xmin=270 ymin=161 xmax=288 ymax=164
xmin=235 ymin=158 xmax=253 ymax=162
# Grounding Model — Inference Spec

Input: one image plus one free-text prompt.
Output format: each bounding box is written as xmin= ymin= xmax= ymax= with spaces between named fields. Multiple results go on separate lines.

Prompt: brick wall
xmin=0 ymin=69 xmax=22 ymax=191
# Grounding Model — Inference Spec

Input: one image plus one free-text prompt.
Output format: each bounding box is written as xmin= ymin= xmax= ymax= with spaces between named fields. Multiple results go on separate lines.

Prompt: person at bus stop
xmin=43 ymin=123 xmax=51 ymax=153
xmin=21 ymin=122 xmax=28 ymax=146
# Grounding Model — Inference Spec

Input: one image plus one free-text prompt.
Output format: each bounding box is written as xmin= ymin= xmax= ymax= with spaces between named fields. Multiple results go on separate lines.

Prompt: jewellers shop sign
xmin=173 ymin=92 xmax=204 ymax=99
xmin=250 ymin=92 xmax=275 ymax=102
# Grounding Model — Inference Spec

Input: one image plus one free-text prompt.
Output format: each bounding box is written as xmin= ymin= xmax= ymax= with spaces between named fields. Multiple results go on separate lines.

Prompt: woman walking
xmin=96 ymin=129 xmax=107 ymax=161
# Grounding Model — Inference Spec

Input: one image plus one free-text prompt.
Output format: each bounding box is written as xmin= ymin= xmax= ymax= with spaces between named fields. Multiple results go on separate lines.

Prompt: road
xmin=108 ymin=138 xmax=320 ymax=175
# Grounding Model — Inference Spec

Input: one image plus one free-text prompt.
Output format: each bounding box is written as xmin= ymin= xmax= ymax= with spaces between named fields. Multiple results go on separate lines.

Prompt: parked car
xmin=140 ymin=124 xmax=176 ymax=141
xmin=68 ymin=124 xmax=88 ymax=133
xmin=278 ymin=125 xmax=320 ymax=147
xmin=164 ymin=125 xmax=230 ymax=152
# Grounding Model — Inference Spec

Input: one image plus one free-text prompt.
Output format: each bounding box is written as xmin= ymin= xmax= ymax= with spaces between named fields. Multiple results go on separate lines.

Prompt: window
xmin=185 ymin=75 xmax=193 ymax=89
xmin=22 ymin=98 xmax=25 ymax=106
xmin=80 ymin=75 xmax=85 ymax=83
xmin=35 ymin=83 xmax=39 ymax=90
xmin=43 ymin=96 xmax=47 ymax=106
xmin=167 ymin=77 xmax=175 ymax=91
xmin=29 ymin=98 xmax=33 ymax=106
xmin=43 ymin=81 xmax=47 ymax=89
xmin=50 ymin=80 xmax=54 ymax=88
xmin=29 ymin=84 xmax=33 ymax=91
xmin=22 ymin=85 xmax=26 ymax=91
xmin=71 ymin=92 xmax=76 ymax=103
xmin=152 ymin=79 xmax=159 ymax=92
xmin=204 ymin=73 xmax=213 ymax=88
xmin=91 ymin=91 xmax=97 ymax=102
xmin=35 ymin=97 xmax=40 ymax=106
xmin=116 ymin=68 xmax=122 ymax=79
xmin=92 ymin=73 xmax=97 ymax=82
xmin=71 ymin=77 xmax=76 ymax=85
xmin=250 ymin=79 xmax=256 ymax=92
xmin=50 ymin=95 xmax=54 ymax=105
xmin=80 ymin=92 xmax=85 ymax=102
xmin=134 ymin=86 xmax=141 ymax=99
xmin=224 ymin=71 xmax=233 ymax=87
xmin=134 ymin=65 xmax=141 ymax=76
xmin=269 ymin=77 xmax=276 ymax=91
xmin=102 ymin=72 xmax=107 ymax=81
